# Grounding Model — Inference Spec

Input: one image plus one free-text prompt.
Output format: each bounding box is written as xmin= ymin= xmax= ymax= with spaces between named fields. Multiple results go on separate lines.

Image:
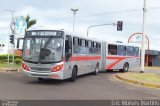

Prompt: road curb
xmin=0 ymin=68 xmax=21 ymax=72
xmin=116 ymin=74 xmax=160 ymax=89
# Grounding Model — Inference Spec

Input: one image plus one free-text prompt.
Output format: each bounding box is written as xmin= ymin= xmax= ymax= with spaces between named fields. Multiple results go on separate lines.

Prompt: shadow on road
xmin=26 ymin=79 xmax=68 ymax=85
xmin=100 ymin=70 xmax=125 ymax=74
xmin=24 ymin=70 xmax=124 ymax=85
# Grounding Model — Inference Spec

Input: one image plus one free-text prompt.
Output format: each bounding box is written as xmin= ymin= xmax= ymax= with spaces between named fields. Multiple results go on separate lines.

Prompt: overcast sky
xmin=0 ymin=0 xmax=160 ymax=50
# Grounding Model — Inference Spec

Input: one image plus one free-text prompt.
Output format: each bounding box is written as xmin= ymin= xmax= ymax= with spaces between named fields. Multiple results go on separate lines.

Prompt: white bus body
xmin=18 ymin=29 xmax=140 ymax=81
xmin=20 ymin=29 xmax=102 ymax=81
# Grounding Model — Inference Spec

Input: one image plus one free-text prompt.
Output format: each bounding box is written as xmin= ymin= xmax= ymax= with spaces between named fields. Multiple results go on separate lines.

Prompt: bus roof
xmin=106 ymin=41 xmax=140 ymax=48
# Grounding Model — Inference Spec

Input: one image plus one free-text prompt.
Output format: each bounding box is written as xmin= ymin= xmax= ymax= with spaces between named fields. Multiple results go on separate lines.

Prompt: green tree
xmin=25 ymin=14 xmax=37 ymax=29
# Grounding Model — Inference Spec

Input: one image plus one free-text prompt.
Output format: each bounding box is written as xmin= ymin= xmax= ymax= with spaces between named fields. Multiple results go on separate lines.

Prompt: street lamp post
xmin=87 ymin=23 xmax=116 ymax=37
xmin=140 ymin=0 xmax=147 ymax=73
xmin=71 ymin=9 xmax=79 ymax=32
xmin=6 ymin=9 xmax=15 ymax=34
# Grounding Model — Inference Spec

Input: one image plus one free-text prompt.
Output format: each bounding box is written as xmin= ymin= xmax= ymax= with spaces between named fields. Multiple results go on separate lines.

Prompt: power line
xmin=80 ymin=7 xmax=160 ymax=18
xmin=81 ymin=9 xmax=141 ymax=18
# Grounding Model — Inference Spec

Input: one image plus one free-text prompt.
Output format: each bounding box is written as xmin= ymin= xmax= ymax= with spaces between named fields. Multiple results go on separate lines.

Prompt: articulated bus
xmin=17 ymin=29 xmax=140 ymax=81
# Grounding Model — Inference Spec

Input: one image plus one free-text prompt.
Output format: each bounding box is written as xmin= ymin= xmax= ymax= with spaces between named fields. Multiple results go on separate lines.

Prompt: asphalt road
xmin=0 ymin=71 xmax=160 ymax=100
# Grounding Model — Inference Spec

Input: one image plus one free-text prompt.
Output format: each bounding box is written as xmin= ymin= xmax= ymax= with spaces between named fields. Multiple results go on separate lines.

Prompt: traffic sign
xmin=15 ymin=16 xmax=27 ymax=35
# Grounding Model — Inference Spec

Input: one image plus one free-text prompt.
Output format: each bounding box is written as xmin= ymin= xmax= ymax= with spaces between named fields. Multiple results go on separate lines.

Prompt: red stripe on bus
xmin=106 ymin=57 xmax=126 ymax=70
xmin=105 ymin=56 xmax=138 ymax=70
xmin=63 ymin=56 xmax=101 ymax=62
xmin=106 ymin=56 xmax=133 ymax=60
xmin=70 ymin=56 xmax=101 ymax=61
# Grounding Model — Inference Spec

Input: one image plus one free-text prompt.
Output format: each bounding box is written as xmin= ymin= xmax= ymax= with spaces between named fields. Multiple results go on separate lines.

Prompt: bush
xmin=14 ymin=58 xmax=22 ymax=65
xmin=0 ymin=55 xmax=22 ymax=63
xmin=0 ymin=59 xmax=13 ymax=63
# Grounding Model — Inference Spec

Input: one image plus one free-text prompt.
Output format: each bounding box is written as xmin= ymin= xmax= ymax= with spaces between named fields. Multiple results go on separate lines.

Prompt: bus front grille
xmin=30 ymin=67 xmax=51 ymax=73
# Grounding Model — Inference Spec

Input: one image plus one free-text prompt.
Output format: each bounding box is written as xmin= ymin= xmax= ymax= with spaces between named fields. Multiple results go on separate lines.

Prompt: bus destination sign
xmin=26 ymin=31 xmax=63 ymax=37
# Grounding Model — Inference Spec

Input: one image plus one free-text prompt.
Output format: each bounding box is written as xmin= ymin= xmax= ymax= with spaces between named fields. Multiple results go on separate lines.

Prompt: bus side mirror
xmin=17 ymin=38 xmax=24 ymax=51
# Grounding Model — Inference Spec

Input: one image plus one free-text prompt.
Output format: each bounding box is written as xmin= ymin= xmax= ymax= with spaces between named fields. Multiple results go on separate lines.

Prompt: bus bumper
xmin=22 ymin=70 xmax=64 ymax=80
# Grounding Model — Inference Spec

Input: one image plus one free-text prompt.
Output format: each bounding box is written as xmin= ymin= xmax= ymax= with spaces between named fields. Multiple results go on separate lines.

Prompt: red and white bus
xmin=103 ymin=42 xmax=140 ymax=72
xmin=17 ymin=29 xmax=140 ymax=81
xmin=17 ymin=29 xmax=102 ymax=81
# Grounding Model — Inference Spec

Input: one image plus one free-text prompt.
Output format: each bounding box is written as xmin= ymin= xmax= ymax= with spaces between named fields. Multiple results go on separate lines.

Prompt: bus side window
xmin=85 ymin=40 xmax=89 ymax=54
xmin=108 ymin=44 xmax=117 ymax=55
xmin=98 ymin=43 xmax=101 ymax=54
xmin=88 ymin=41 xmax=92 ymax=48
xmin=73 ymin=37 xmax=79 ymax=54
xmin=134 ymin=47 xmax=139 ymax=56
xmin=96 ymin=43 xmax=101 ymax=54
xmin=126 ymin=46 xmax=134 ymax=56
xmin=88 ymin=41 xmax=92 ymax=54
xmin=73 ymin=37 xmax=78 ymax=46
xmin=81 ymin=39 xmax=85 ymax=47
xmin=93 ymin=42 xmax=97 ymax=54
xmin=117 ymin=45 xmax=126 ymax=56
xmin=85 ymin=40 xmax=88 ymax=47
xmin=79 ymin=39 xmax=87 ymax=54
xmin=89 ymin=41 xmax=94 ymax=54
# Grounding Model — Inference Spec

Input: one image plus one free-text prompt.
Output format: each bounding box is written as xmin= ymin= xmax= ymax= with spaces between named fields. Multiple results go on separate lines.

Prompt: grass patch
xmin=126 ymin=73 xmax=160 ymax=83
xmin=0 ymin=63 xmax=21 ymax=69
xmin=145 ymin=66 xmax=160 ymax=71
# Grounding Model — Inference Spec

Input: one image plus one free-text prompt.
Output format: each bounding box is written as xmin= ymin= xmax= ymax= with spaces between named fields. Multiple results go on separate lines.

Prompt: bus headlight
xmin=51 ymin=64 xmax=64 ymax=72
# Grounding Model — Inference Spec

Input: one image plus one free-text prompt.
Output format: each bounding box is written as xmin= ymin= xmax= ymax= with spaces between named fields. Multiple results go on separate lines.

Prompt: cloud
xmin=0 ymin=0 xmax=160 ymax=51
xmin=0 ymin=20 xmax=10 ymax=29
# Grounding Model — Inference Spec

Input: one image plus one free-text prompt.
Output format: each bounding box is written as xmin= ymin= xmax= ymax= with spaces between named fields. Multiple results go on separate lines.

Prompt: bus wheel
xmin=120 ymin=63 xmax=129 ymax=72
xmin=93 ymin=65 xmax=99 ymax=75
xmin=69 ymin=67 xmax=77 ymax=82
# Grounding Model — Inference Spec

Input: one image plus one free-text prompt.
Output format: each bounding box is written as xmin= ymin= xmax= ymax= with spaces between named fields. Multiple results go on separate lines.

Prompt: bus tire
xmin=120 ymin=63 xmax=129 ymax=72
xmin=93 ymin=64 xmax=99 ymax=75
xmin=69 ymin=67 xmax=77 ymax=82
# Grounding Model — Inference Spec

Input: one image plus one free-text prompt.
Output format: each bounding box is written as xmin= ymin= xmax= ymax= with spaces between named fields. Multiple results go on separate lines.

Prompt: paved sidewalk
xmin=0 ymin=67 xmax=21 ymax=72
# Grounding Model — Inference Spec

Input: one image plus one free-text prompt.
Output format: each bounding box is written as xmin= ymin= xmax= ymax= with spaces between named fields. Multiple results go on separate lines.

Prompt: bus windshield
xmin=22 ymin=37 xmax=63 ymax=63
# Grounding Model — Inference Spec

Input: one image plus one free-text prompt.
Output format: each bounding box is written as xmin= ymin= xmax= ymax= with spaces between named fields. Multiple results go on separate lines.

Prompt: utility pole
xmin=140 ymin=0 xmax=147 ymax=73
xmin=71 ymin=9 xmax=79 ymax=32
xmin=6 ymin=9 xmax=15 ymax=65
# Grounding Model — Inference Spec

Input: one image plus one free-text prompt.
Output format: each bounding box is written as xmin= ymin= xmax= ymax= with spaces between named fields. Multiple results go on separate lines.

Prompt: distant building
xmin=145 ymin=50 xmax=160 ymax=66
